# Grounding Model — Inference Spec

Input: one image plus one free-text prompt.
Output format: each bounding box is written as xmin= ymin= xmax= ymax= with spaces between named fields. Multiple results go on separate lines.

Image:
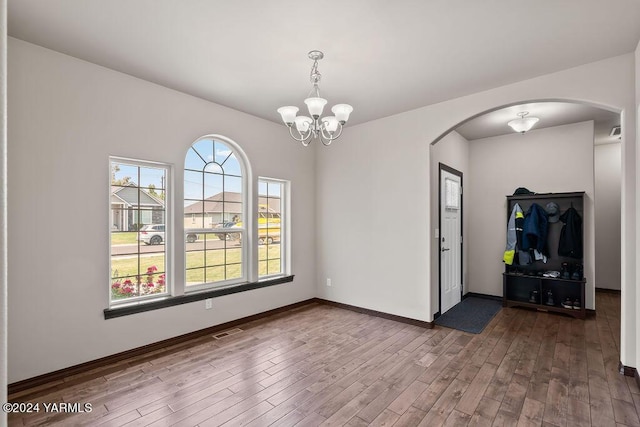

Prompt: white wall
xmin=7 ymin=38 xmax=317 ymax=383
xmin=429 ymin=131 xmax=469 ymax=315
xmin=1 ymin=0 xmax=7 ymax=421
xmin=467 ymin=122 xmax=596 ymax=308
xmin=635 ymin=39 xmax=640 ymax=373
xmin=316 ymin=53 xmax=636 ymax=365
xmin=594 ymin=143 xmax=621 ymax=290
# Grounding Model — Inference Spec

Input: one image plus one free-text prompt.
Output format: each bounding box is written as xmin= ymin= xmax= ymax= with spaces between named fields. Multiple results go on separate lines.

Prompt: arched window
xmin=184 ymin=136 xmax=249 ymax=289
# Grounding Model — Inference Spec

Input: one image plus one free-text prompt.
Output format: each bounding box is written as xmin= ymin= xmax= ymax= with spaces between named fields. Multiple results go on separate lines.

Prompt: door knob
xmin=441 ymin=247 xmax=450 ymax=252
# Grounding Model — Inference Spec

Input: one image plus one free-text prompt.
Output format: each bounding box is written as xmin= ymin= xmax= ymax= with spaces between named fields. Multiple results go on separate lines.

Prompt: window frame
xmin=108 ymin=157 xmax=173 ymax=308
xmin=258 ymin=177 xmax=290 ymax=280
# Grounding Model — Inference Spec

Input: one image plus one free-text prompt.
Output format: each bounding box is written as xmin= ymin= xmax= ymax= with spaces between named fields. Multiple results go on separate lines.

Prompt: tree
xmin=111 ymin=164 xmax=132 ymax=186
xmin=147 ymin=184 xmax=165 ymax=200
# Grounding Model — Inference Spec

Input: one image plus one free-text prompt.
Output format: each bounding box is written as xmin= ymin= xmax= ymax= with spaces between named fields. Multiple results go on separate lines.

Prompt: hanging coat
xmin=558 ymin=207 xmax=583 ymax=258
xmin=522 ymin=203 xmax=549 ymax=255
xmin=503 ymin=203 xmax=524 ymax=265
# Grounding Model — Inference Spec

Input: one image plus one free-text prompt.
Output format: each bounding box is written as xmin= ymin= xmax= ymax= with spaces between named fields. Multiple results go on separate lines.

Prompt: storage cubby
xmin=502 ymin=192 xmax=586 ymax=319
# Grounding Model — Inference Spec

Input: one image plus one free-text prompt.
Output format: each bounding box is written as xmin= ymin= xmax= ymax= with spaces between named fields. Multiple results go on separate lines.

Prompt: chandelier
xmin=277 ymin=51 xmax=353 ymax=146
xmin=508 ymin=111 xmax=539 ymax=134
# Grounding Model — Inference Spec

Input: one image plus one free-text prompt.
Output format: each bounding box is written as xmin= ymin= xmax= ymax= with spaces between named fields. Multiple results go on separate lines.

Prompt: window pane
xmin=186 ymin=250 xmax=205 ymax=269
xmin=222 ymin=153 xmax=241 ymax=177
xmin=214 ymin=140 xmax=233 ymax=165
xmin=205 ymin=266 xmax=226 ymax=283
xmin=185 ymin=147 xmax=206 ymax=171
xmin=224 ymin=175 xmax=242 ymax=195
xmin=267 ymin=182 xmax=282 ymax=197
xmin=184 ymin=170 xmax=203 ymax=200
xmin=192 ymin=139 xmax=214 ymax=164
xmin=184 ymin=200 xmax=203 ymax=228
xmin=268 ymin=261 xmax=281 ymax=275
xmin=223 ymin=202 xmax=243 ymax=223
xmin=204 ymin=201 xmax=223 ymax=228
xmin=259 ymin=260 xmax=268 ymax=276
xmin=186 ymin=267 xmax=205 ymax=286
xmin=258 ymin=180 xmax=268 ymax=196
xmin=226 ymin=264 xmax=242 ymax=280
xmin=205 ymin=249 xmax=225 ymax=267
xmin=139 ymin=166 xmax=166 ymax=189
xmin=204 ymin=173 xmax=223 ymax=199
xmin=112 ymin=163 xmax=138 ymax=186
xmin=204 ymin=162 xmax=223 ymax=174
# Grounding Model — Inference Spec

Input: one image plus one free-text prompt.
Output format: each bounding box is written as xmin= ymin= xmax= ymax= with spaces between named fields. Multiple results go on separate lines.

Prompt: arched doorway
xmin=429 ymin=100 xmax=622 ymax=340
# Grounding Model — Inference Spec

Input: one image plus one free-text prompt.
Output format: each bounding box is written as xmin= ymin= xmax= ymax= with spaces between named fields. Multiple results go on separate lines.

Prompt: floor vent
xmin=213 ymin=328 xmax=243 ymax=339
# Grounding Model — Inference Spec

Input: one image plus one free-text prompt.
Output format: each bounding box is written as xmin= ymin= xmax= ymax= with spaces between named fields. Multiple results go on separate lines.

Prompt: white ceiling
xmin=7 ymin=1 xmax=640 ymax=126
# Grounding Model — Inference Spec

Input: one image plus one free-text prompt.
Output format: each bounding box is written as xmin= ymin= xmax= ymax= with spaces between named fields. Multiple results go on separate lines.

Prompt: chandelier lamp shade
xmin=508 ymin=111 xmax=539 ymax=134
xmin=277 ymin=51 xmax=353 ymax=146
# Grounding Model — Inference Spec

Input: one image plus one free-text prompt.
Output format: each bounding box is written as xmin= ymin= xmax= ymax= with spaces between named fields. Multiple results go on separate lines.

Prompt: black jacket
xmin=522 ymin=203 xmax=548 ymax=254
xmin=558 ymin=207 xmax=582 ymax=258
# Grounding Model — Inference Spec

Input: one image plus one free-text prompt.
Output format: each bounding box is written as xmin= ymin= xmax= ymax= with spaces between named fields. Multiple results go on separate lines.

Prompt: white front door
xmin=440 ymin=167 xmax=462 ymax=314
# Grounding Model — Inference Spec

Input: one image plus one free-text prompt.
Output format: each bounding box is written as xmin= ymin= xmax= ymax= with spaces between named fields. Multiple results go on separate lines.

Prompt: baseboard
xmin=8 ymin=298 xmax=318 ymax=397
xmin=619 ymin=360 xmax=637 ymax=377
xmin=313 ymin=298 xmax=433 ymax=329
xmin=463 ymin=292 xmax=502 ymax=302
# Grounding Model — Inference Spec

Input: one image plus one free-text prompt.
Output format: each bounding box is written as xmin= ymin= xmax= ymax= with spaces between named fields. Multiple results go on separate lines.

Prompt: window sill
xmin=104 ymin=275 xmax=295 ymax=319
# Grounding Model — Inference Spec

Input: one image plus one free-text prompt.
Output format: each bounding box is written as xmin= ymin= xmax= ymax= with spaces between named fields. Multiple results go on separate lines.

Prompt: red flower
xmin=123 ymin=279 xmax=132 ymax=285
xmin=111 ymin=283 xmax=121 ymax=289
xmin=147 ymin=266 xmax=158 ymax=273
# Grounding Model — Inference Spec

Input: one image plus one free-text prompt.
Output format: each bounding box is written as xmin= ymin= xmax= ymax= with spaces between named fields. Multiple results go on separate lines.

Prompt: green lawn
xmin=110 ymin=232 xmax=138 ymax=245
xmin=111 ymin=244 xmax=281 ymax=285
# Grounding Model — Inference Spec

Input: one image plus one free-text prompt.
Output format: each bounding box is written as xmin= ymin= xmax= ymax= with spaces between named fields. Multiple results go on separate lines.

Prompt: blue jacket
xmin=522 ymin=203 xmax=548 ymax=254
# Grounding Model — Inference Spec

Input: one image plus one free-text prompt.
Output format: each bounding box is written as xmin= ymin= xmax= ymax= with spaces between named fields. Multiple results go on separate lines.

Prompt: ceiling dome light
xmin=508 ymin=111 xmax=539 ymax=134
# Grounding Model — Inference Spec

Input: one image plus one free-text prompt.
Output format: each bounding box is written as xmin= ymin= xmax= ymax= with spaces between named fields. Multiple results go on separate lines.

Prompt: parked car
xmin=138 ymin=224 xmax=198 ymax=245
xmin=214 ymin=221 xmax=240 ymax=241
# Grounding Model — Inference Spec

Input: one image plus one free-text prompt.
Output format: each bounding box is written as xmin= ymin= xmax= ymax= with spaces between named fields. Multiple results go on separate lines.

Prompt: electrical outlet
xmin=326 ymin=278 xmax=332 ymax=287
xmin=205 ymin=298 xmax=212 ymax=310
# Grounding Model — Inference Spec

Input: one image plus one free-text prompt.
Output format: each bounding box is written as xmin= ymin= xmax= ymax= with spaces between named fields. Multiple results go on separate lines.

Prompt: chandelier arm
xmin=287 ymin=125 xmax=314 ymax=143
xmin=319 ymin=127 xmax=335 ymax=142
xmin=319 ymin=135 xmax=333 ymax=146
xmin=319 ymin=122 xmax=344 ymax=141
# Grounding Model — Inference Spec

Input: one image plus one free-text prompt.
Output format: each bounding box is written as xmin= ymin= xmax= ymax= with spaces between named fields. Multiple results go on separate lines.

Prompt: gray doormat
xmin=434 ymin=296 xmax=502 ymax=334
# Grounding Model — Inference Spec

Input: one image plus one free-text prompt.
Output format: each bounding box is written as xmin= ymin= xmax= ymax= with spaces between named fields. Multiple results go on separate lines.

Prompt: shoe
xmin=529 ymin=290 xmax=539 ymax=304
xmin=545 ymin=290 xmax=554 ymax=306
xmin=561 ymin=262 xmax=570 ymax=280
xmin=571 ymin=264 xmax=583 ymax=281
xmin=561 ymin=298 xmax=573 ymax=309
xmin=573 ymin=300 xmax=581 ymax=310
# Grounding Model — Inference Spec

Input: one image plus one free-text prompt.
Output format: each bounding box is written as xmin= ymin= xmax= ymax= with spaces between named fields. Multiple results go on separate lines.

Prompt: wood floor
xmin=8 ymin=291 xmax=638 ymax=426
